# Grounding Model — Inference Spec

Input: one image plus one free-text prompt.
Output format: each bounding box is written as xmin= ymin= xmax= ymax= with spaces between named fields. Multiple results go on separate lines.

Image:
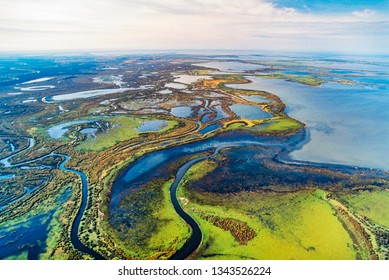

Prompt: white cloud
xmin=0 ymin=0 xmax=387 ymax=53
xmin=352 ymin=9 xmax=377 ymax=18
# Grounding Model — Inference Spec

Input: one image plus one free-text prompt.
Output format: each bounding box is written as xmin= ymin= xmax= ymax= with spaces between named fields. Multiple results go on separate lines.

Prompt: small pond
xmin=171 ymin=106 xmax=192 ymax=118
xmin=229 ymin=104 xmax=272 ymax=120
xmin=136 ymin=120 xmax=169 ymax=132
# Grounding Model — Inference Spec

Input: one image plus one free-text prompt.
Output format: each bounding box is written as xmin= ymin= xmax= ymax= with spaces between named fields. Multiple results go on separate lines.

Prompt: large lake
xmin=204 ymin=58 xmax=389 ymax=170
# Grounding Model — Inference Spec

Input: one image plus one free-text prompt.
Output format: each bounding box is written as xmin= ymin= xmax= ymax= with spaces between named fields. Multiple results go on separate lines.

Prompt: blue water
xmin=199 ymin=124 xmax=221 ymax=135
xmin=0 ymin=213 xmax=53 ymax=259
xmin=136 ymin=120 xmax=168 ymax=132
xmin=194 ymin=61 xmax=267 ymax=73
xmin=47 ymin=120 xmax=92 ymax=139
xmin=228 ymin=74 xmax=389 ymax=170
xmin=171 ymin=106 xmax=192 ymax=118
xmin=201 ymin=113 xmax=213 ymax=123
xmin=241 ymin=95 xmax=269 ymax=103
xmin=0 ymin=174 xmax=15 ymax=180
xmin=213 ymin=106 xmax=229 ymax=121
xmin=229 ymin=104 xmax=273 ymax=120
xmin=80 ymin=128 xmax=98 ymax=135
xmin=110 ymin=132 xmax=301 ymax=211
xmin=0 ymin=57 xmax=99 ymax=92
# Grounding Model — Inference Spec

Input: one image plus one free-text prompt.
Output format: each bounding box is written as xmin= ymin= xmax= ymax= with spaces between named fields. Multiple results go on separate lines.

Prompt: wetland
xmin=0 ymin=53 xmax=388 ymax=260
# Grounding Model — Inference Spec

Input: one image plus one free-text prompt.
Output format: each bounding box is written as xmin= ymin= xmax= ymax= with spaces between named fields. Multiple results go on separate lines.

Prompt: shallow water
xmin=136 ymin=120 xmax=168 ymax=132
xmin=17 ymin=85 xmax=55 ymax=91
xmin=111 ymin=132 xmax=297 ymax=210
xmin=158 ymin=89 xmax=173 ymax=94
xmin=50 ymin=87 xmax=136 ymax=101
xmin=229 ymin=104 xmax=273 ymax=120
xmin=93 ymin=75 xmax=127 ymax=87
xmin=174 ymin=75 xmax=211 ymax=84
xmin=199 ymin=124 xmax=221 ymax=135
xmin=171 ymin=106 xmax=192 ymax=118
xmin=165 ymin=82 xmax=187 ymax=89
xmin=47 ymin=120 xmax=91 ymax=139
xmin=0 ymin=213 xmax=53 ymax=259
xmin=80 ymin=128 xmax=98 ymax=135
xmin=194 ymin=61 xmax=267 ymax=72
xmin=228 ymin=74 xmax=389 ymax=170
xmin=0 ymin=174 xmax=15 ymax=180
xmin=241 ymin=95 xmax=269 ymax=103
xmin=213 ymin=106 xmax=229 ymax=121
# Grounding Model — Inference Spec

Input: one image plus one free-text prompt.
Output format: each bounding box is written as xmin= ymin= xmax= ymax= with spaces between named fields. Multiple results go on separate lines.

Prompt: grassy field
xmin=77 ymin=116 xmax=178 ymax=152
xmin=260 ymin=74 xmax=324 ymax=87
xmin=223 ymin=118 xmax=302 ymax=135
xmin=193 ymin=69 xmax=213 ymax=75
xmin=177 ymin=160 xmax=358 ymax=260
xmin=181 ymin=159 xmax=218 ymax=182
xmin=109 ymin=179 xmax=190 ymax=259
xmin=39 ymin=115 xmax=178 ymax=152
xmin=340 ymin=190 xmax=389 ymax=228
xmin=147 ymin=180 xmax=191 ymax=259
xmin=257 ymin=118 xmax=302 ymax=133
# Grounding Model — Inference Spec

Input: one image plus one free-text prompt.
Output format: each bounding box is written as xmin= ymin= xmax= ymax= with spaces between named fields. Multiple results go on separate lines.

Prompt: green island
xmin=259 ymin=74 xmax=324 ymax=87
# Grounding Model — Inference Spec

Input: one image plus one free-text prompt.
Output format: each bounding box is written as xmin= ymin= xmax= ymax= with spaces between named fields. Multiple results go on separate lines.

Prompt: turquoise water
xmin=0 ymin=174 xmax=15 ymax=180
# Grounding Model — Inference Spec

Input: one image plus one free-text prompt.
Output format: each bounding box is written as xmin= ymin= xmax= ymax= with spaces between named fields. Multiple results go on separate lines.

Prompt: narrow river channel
xmin=0 ymin=138 xmax=104 ymax=259
xmin=112 ymin=131 xmax=306 ymax=259
xmin=58 ymin=154 xmax=105 ymax=260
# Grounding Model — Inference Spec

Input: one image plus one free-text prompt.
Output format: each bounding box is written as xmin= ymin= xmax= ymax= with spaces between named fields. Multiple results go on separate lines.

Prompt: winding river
xmin=57 ymin=154 xmax=105 ymax=260
xmin=0 ymin=138 xmax=35 ymax=167
xmin=112 ymin=131 xmax=306 ymax=259
xmin=0 ymin=138 xmax=104 ymax=259
xmin=112 ymin=124 xmax=389 ymax=259
xmin=170 ymin=146 xmax=237 ymax=259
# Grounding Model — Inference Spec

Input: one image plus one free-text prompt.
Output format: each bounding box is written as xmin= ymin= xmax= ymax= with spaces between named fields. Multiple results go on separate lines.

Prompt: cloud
xmin=0 ymin=0 xmax=388 ymax=53
xmin=352 ymin=9 xmax=377 ymax=18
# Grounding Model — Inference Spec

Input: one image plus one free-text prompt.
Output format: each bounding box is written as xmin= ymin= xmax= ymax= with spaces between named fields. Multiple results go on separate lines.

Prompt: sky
xmin=0 ymin=0 xmax=388 ymax=54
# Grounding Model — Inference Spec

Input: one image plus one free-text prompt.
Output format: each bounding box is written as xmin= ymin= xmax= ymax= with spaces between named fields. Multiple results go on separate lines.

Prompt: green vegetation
xmin=3 ymin=251 xmax=29 ymax=260
xmin=0 ymin=180 xmax=78 ymax=260
xmin=222 ymin=118 xmax=302 ymax=135
xmin=177 ymin=161 xmax=358 ymax=260
xmin=109 ymin=179 xmax=190 ymax=259
xmin=224 ymin=122 xmax=246 ymax=130
xmin=39 ymin=116 xmax=178 ymax=152
xmin=2 ymin=56 xmax=387 ymax=261
xmin=260 ymin=73 xmax=324 ymax=87
xmin=77 ymin=116 xmax=177 ymax=152
xmin=257 ymin=118 xmax=302 ymax=133
xmin=147 ymin=180 xmax=191 ymax=257
xmin=193 ymin=69 xmax=213 ymax=75
xmin=182 ymin=159 xmax=218 ymax=182
xmin=187 ymin=190 xmax=357 ymax=259
xmin=340 ymin=190 xmax=389 ymax=228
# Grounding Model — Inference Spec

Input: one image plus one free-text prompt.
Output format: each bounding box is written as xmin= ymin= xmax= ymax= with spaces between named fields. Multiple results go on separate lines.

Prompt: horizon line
xmin=0 ymin=48 xmax=388 ymax=57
